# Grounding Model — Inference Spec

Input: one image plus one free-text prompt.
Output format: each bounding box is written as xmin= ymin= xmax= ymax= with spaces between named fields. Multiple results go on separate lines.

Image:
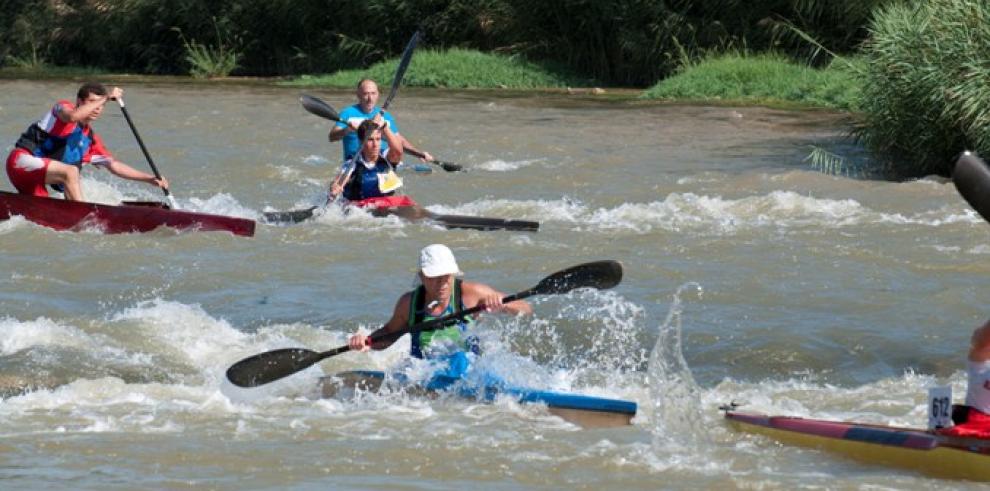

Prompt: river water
xmin=0 ymin=79 xmax=987 ymax=489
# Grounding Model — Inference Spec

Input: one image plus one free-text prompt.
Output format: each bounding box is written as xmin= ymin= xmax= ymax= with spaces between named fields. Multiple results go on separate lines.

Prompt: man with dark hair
xmin=5 ymin=83 xmax=168 ymax=201
xmin=330 ymin=119 xmax=404 ymax=201
xmin=328 ymin=78 xmax=433 ymax=163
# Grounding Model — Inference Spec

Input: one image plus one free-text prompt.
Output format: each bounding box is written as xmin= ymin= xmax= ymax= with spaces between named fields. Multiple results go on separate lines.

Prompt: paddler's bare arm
xmin=347 ymin=292 xmax=412 ymax=352
xmin=61 ymin=87 xmax=123 ymax=123
xmin=381 ymin=122 xmax=404 ymax=163
xmin=328 ymin=120 xmax=358 ymax=142
xmin=970 ymin=319 xmax=990 ymax=362
xmin=104 ymin=159 xmax=169 ymax=190
xmin=461 ymin=281 xmax=533 ymax=316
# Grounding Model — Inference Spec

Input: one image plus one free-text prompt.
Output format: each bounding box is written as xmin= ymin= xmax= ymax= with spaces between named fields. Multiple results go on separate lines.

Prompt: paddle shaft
xmin=116 ymin=98 xmax=176 ymax=208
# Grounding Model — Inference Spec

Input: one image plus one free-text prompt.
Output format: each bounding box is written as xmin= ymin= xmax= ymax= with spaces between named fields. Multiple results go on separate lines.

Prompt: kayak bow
xmin=725 ymin=409 xmax=990 ymax=481
xmin=0 ymin=191 xmax=255 ymax=237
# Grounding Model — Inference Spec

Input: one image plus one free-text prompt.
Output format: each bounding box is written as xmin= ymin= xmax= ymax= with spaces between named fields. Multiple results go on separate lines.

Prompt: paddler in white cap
xmin=348 ymin=244 xmax=532 ymax=362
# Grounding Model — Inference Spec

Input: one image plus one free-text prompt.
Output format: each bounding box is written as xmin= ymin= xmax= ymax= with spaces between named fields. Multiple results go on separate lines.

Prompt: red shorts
xmin=940 ymin=407 xmax=990 ymax=439
xmin=6 ymin=149 xmax=51 ymax=197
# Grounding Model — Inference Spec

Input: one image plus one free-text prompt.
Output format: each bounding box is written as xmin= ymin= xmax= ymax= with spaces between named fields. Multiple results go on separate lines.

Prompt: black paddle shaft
xmin=225 ymin=260 xmax=623 ymax=388
xmin=116 ymin=98 xmax=171 ymax=199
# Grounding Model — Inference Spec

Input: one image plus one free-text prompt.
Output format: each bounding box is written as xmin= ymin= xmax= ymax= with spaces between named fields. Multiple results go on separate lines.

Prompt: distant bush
xmin=175 ymin=20 xmax=241 ymax=79
xmin=641 ymin=53 xmax=862 ymax=110
xmin=856 ymin=0 xmax=990 ymax=177
xmin=285 ymin=48 xmax=594 ymax=89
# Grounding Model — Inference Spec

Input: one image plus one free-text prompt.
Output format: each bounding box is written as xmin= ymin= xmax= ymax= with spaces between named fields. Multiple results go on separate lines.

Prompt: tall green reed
xmin=856 ymin=0 xmax=990 ymax=177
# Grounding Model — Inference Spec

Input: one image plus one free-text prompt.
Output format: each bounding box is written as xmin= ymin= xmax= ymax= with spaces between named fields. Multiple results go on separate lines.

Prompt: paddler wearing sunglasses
xmin=329 ymin=119 xmax=404 ymax=201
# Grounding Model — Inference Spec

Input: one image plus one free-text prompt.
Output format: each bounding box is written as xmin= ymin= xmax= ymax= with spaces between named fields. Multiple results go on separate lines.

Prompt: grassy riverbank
xmin=1 ymin=50 xmax=858 ymax=112
xmin=282 ymin=48 xmax=596 ymax=90
xmin=642 ymin=54 xmax=862 ymax=111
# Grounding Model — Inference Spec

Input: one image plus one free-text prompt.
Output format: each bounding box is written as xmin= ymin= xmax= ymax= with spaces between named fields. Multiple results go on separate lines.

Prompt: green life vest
xmin=408 ymin=279 xmax=478 ymax=358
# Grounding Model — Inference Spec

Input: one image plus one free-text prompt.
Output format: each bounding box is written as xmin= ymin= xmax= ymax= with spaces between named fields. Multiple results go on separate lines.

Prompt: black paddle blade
xmin=383 ymin=31 xmax=421 ymax=106
xmin=532 ymin=260 xmax=623 ymax=296
xmin=226 ymin=348 xmax=326 ymax=388
xmin=953 ymin=152 xmax=990 ymax=225
xmin=300 ymin=94 xmax=341 ymax=122
xmin=263 ymin=206 xmax=318 ymax=224
xmin=436 ymin=160 xmax=463 ymax=172
xmin=431 ymin=213 xmax=539 ymax=232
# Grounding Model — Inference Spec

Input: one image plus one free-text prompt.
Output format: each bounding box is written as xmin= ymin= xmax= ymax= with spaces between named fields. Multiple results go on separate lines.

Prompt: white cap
xmin=419 ymin=244 xmax=462 ymax=278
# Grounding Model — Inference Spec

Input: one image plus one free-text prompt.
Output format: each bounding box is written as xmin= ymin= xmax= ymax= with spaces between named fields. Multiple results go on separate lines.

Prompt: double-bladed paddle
xmin=952 ymin=151 xmax=990 ymax=225
xmin=225 ymin=260 xmax=623 ymax=388
xmin=115 ymin=97 xmax=178 ymax=210
xmin=300 ymin=94 xmax=462 ymax=173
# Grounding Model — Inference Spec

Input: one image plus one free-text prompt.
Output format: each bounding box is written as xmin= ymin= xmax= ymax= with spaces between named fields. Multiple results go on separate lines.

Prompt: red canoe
xmin=0 ymin=190 xmax=255 ymax=237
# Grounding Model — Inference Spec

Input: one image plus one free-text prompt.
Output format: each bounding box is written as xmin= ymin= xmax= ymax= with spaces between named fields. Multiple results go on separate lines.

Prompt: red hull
xmin=350 ymin=195 xmax=418 ymax=209
xmin=0 ymin=191 xmax=255 ymax=237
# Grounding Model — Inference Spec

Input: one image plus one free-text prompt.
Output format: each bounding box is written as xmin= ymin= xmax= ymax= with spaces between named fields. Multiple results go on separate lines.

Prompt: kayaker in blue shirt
xmin=347 ymin=244 xmax=532 ymax=377
xmin=328 ymin=78 xmax=434 ymax=164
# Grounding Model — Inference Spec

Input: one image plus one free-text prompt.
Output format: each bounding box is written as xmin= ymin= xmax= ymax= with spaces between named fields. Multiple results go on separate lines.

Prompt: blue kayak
xmin=319 ymin=369 xmax=637 ymax=429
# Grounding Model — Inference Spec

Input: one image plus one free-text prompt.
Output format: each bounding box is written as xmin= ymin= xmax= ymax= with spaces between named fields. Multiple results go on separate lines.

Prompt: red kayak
xmin=0 ymin=190 xmax=255 ymax=237
xmin=263 ymin=195 xmax=539 ymax=232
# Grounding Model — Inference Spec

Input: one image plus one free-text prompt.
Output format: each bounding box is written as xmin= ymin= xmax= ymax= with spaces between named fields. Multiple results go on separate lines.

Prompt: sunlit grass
xmin=641 ymin=53 xmax=862 ymax=111
xmin=283 ymin=48 xmax=595 ymax=89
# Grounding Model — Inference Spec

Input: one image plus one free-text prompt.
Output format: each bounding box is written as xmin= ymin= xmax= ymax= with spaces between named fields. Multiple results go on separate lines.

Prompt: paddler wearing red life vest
xmin=5 ymin=83 xmax=169 ymax=201
xmin=347 ymin=244 xmax=532 ymax=363
xmin=939 ymin=319 xmax=990 ymax=438
xmin=329 ymin=119 xmax=405 ymax=202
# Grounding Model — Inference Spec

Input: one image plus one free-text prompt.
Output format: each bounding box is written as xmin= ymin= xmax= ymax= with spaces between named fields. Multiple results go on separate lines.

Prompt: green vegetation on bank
xmin=641 ymin=54 xmax=862 ymax=111
xmin=284 ymin=49 xmax=594 ymax=89
xmin=0 ymin=0 xmax=886 ymax=86
xmin=856 ymin=0 xmax=990 ymax=177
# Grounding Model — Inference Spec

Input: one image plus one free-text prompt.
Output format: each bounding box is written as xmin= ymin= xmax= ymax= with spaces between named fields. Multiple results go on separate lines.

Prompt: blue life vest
xmin=17 ymin=123 xmax=92 ymax=167
xmin=342 ymin=156 xmax=394 ymax=201
xmin=16 ymin=123 xmax=93 ymax=193
xmin=409 ymin=279 xmax=480 ymax=359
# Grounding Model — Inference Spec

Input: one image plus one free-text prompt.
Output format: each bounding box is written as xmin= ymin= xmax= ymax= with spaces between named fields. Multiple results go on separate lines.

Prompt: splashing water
xmin=648 ymin=282 xmax=705 ymax=448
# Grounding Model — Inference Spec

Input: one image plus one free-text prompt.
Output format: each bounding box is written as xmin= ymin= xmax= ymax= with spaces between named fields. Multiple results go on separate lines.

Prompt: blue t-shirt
xmin=336 ymin=104 xmax=399 ymax=160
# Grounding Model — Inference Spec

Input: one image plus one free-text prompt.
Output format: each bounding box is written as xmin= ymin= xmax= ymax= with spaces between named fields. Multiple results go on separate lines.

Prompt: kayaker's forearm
xmin=105 ymin=160 xmax=157 ymax=183
xmin=328 ymin=125 xmax=347 ymax=142
xmin=403 ymin=143 xmax=428 ymax=160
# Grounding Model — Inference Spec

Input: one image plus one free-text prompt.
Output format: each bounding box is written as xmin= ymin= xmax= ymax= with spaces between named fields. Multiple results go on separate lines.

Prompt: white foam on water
xmin=475 ymin=158 xmax=543 ymax=172
xmin=183 ymin=192 xmax=256 ymax=219
xmin=302 ymin=154 xmax=329 ymax=165
xmin=0 ymin=214 xmax=28 ymax=233
xmin=427 ymin=191 xmax=983 ymax=235
xmin=0 ymin=316 xmax=122 ymax=357
xmin=308 ymin=203 xmax=409 ymax=233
